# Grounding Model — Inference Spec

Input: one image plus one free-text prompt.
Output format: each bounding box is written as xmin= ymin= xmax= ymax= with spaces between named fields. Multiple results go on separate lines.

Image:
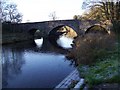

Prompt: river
xmin=2 ymin=36 xmax=76 ymax=88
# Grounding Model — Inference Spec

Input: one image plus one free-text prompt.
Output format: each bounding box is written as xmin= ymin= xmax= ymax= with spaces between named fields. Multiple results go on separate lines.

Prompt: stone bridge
xmin=2 ymin=19 xmax=98 ymax=44
xmin=3 ymin=19 xmax=98 ymax=35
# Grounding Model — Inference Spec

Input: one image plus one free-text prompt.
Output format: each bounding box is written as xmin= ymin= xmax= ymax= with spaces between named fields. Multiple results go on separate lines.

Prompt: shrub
xmin=66 ymin=32 xmax=116 ymax=65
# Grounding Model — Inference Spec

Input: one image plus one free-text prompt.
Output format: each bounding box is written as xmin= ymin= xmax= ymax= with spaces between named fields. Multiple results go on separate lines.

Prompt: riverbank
xmin=78 ymin=47 xmax=120 ymax=89
xmin=79 ymin=34 xmax=120 ymax=89
xmin=66 ymin=33 xmax=120 ymax=89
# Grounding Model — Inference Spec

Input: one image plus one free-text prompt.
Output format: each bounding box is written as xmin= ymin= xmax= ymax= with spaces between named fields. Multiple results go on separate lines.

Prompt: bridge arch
xmin=48 ymin=25 xmax=78 ymax=38
xmin=28 ymin=28 xmax=43 ymax=39
xmin=48 ymin=25 xmax=78 ymax=48
xmin=85 ymin=25 xmax=109 ymax=34
xmin=29 ymin=28 xmax=39 ymax=35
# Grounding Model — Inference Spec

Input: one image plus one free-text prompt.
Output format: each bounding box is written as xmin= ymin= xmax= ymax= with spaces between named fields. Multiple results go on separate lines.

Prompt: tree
xmin=82 ymin=0 xmax=120 ymax=20
xmin=0 ymin=0 xmax=22 ymax=23
xmin=81 ymin=0 xmax=120 ymax=33
xmin=81 ymin=6 xmax=106 ymax=21
xmin=73 ymin=15 xmax=83 ymax=20
xmin=49 ymin=11 xmax=58 ymax=20
xmin=0 ymin=0 xmax=5 ymax=22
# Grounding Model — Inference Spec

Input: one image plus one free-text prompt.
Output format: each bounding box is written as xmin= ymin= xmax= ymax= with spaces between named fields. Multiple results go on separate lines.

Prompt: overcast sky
xmin=10 ymin=0 xmax=84 ymax=22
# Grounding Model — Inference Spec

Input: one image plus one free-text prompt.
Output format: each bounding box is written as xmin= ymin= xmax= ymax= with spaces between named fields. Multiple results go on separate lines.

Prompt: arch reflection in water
xmin=34 ymin=38 xmax=43 ymax=48
xmin=57 ymin=36 xmax=74 ymax=49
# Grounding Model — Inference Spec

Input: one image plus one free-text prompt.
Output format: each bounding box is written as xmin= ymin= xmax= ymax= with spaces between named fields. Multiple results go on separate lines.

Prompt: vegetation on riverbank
xmin=72 ymin=1 xmax=120 ymax=88
xmin=78 ymin=47 xmax=119 ymax=87
xmin=66 ymin=29 xmax=120 ymax=88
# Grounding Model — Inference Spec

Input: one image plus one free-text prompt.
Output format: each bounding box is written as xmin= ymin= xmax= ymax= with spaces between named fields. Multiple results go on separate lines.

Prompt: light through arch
xmin=29 ymin=28 xmax=43 ymax=48
xmin=48 ymin=25 xmax=78 ymax=49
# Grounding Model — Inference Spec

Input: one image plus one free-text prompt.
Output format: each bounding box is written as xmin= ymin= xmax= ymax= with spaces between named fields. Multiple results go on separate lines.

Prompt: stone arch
xmin=85 ymin=25 xmax=108 ymax=34
xmin=28 ymin=28 xmax=42 ymax=39
xmin=48 ymin=25 xmax=78 ymax=48
xmin=29 ymin=28 xmax=39 ymax=35
xmin=48 ymin=25 xmax=65 ymax=36
xmin=48 ymin=25 xmax=78 ymax=38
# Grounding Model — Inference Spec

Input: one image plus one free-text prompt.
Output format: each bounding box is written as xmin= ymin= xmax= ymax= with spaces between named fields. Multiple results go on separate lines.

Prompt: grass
xmin=77 ymin=34 xmax=120 ymax=88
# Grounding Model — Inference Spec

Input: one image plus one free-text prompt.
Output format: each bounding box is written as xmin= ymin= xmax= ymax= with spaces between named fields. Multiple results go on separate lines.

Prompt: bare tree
xmin=1 ymin=0 xmax=22 ymax=23
xmin=49 ymin=11 xmax=58 ymax=20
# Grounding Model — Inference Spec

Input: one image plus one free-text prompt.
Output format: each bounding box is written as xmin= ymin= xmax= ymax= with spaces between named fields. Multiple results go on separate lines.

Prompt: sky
xmin=9 ymin=0 xmax=84 ymax=22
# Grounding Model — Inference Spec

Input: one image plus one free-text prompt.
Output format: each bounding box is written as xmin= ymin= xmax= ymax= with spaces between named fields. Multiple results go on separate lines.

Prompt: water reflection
xmin=2 ymin=39 xmax=75 ymax=88
xmin=33 ymin=37 xmax=68 ymax=54
xmin=2 ymin=47 xmax=25 ymax=87
xmin=34 ymin=38 xmax=43 ymax=48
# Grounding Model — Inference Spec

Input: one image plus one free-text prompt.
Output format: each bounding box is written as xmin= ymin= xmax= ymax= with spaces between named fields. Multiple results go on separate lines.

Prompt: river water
xmin=2 ymin=37 xmax=76 ymax=88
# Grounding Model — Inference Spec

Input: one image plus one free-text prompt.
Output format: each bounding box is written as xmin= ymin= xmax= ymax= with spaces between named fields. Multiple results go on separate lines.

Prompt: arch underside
xmin=85 ymin=25 xmax=108 ymax=34
xmin=29 ymin=28 xmax=38 ymax=35
xmin=28 ymin=28 xmax=43 ymax=39
xmin=48 ymin=25 xmax=78 ymax=48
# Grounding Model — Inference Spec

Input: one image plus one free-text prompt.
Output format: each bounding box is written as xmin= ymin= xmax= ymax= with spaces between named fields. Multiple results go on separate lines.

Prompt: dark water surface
xmin=2 ymin=39 xmax=75 ymax=88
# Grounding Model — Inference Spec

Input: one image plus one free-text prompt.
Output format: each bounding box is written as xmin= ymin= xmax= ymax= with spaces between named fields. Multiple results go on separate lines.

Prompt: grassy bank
xmin=66 ymin=32 xmax=120 ymax=88
xmin=78 ymin=47 xmax=119 ymax=87
xmin=78 ymin=34 xmax=120 ymax=88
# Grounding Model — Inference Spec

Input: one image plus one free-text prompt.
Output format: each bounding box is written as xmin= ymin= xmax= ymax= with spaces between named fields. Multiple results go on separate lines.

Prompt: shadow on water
xmin=2 ymin=38 xmax=76 ymax=88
